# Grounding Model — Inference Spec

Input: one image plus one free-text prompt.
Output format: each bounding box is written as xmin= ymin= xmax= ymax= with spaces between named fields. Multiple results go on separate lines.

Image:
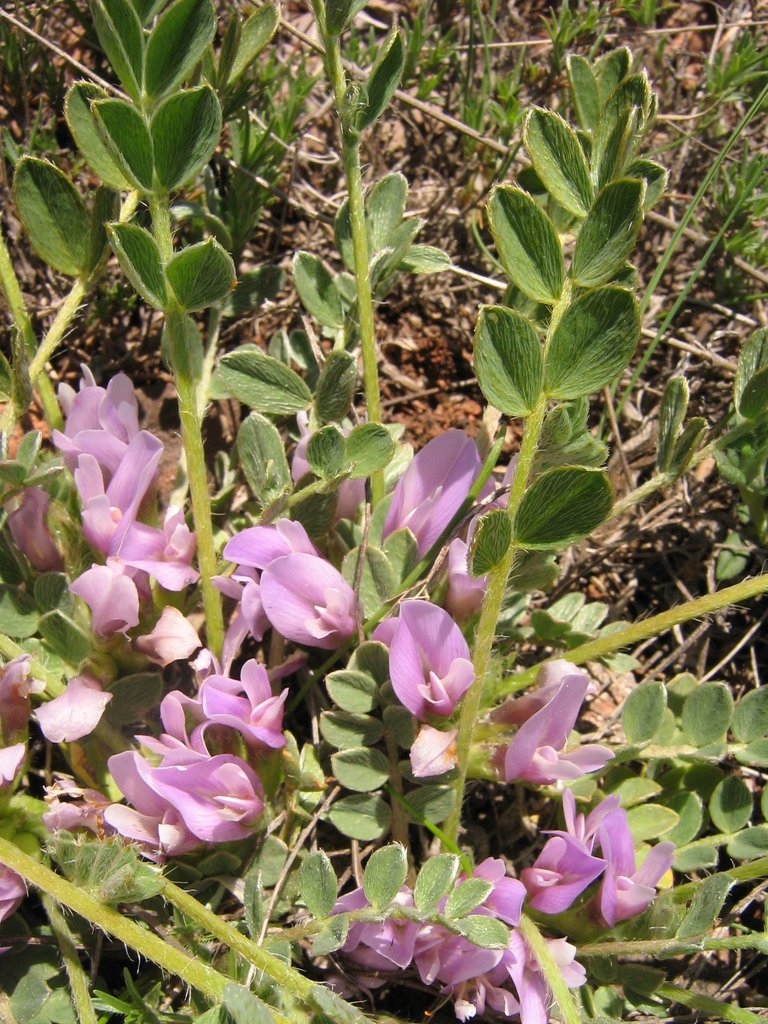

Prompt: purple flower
xmin=444 ymin=537 xmax=486 ymax=621
xmin=116 ymin=506 xmax=198 ymax=591
xmin=135 ymin=607 xmax=201 ymax=666
xmin=214 ymin=570 xmax=270 ymax=668
xmin=293 ymin=412 xmax=366 ymax=521
xmin=521 ymin=833 xmax=606 ymax=914
xmin=42 ymin=776 xmax=112 ymax=835
xmin=6 ymin=487 xmax=62 ymax=571
xmin=0 ymin=743 xmax=25 ymax=788
xmin=70 ymin=564 xmax=140 ymax=636
xmin=0 ymin=865 xmax=26 ymax=924
xmin=382 ymin=430 xmax=485 ymax=556
xmin=54 ymin=368 xmax=140 ymax=478
xmin=335 ymin=886 xmax=420 ymax=971
xmin=0 ymin=655 xmax=44 ymax=744
xmin=34 ymin=676 xmax=112 ymax=743
xmin=505 ymin=930 xmax=586 ymax=1024
xmin=223 ymin=518 xmax=319 ymax=570
xmin=410 ymin=725 xmax=458 ymax=778
xmin=501 ymin=668 xmax=613 ymax=784
xmin=597 ymin=808 xmax=674 ymax=926
xmin=260 ymin=552 xmax=357 ymax=649
xmin=384 ymin=601 xmax=475 ymax=719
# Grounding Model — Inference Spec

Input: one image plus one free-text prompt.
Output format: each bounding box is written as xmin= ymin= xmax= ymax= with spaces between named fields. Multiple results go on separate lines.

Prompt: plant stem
xmin=658 ymin=982 xmax=765 ymax=1024
xmin=506 ymin=571 xmax=768 ymax=692
xmin=42 ymin=893 xmax=98 ymax=1024
xmin=578 ymin=932 xmax=767 ymax=957
xmin=518 ymin=915 xmax=582 ymax=1024
xmin=444 ymin=395 xmax=548 ymax=844
xmin=324 ymin=35 xmax=384 ymax=506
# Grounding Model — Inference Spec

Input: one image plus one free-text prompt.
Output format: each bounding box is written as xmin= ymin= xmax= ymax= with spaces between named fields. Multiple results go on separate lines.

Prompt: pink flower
xmin=292 ymin=412 xmax=366 ymax=521
xmin=70 ymin=564 xmax=140 ymax=636
xmin=335 ymin=886 xmax=420 ymax=971
xmin=0 ymin=865 xmax=26 ymax=924
xmin=223 ymin=518 xmax=319 ymax=570
xmin=445 ymin=537 xmax=487 ymax=621
xmin=0 ymin=743 xmax=25 ymax=787
xmin=383 ymin=601 xmax=475 ymax=719
xmin=54 ymin=368 xmax=140 ymax=478
xmin=597 ymin=808 xmax=674 ymax=926
xmin=410 ymin=725 xmax=458 ymax=778
xmin=42 ymin=776 xmax=112 ymax=835
xmin=6 ymin=487 xmax=62 ymax=571
xmin=135 ymin=607 xmax=201 ymax=666
xmin=521 ymin=833 xmax=606 ymax=914
xmin=34 ymin=676 xmax=112 ymax=743
xmin=260 ymin=552 xmax=357 ymax=649
xmin=0 ymin=655 xmax=44 ymax=744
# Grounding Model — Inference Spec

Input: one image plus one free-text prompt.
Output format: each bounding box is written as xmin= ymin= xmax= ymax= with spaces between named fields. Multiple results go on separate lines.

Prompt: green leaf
xmin=230 ymin=3 xmax=279 ymax=81
xmin=38 ymin=610 xmax=91 ymax=665
xmin=14 ymin=158 xmax=88 ymax=276
xmin=657 ymin=376 xmax=689 ymax=473
xmin=735 ymin=328 xmax=768 ymax=419
xmin=88 ymin=0 xmax=145 ymax=103
xmin=668 ymin=417 xmax=707 ymax=476
xmin=299 ymin=851 xmax=337 ymax=918
xmin=413 ymin=854 xmax=459 ymax=912
xmin=222 ymin=266 xmax=282 ymax=318
xmin=342 ymin=544 xmax=395 ymax=618
xmin=326 ymin=670 xmax=380 ymax=714
xmin=359 ymin=29 xmax=404 ymax=130
xmin=85 ymin=186 xmax=120 ymax=276
xmin=151 ymin=86 xmax=222 ymax=190
xmin=320 ymin=711 xmax=384 ymax=750
xmin=52 ymin=831 xmax=164 ymax=904
xmin=66 ymin=83 xmax=130 ymax=189
xmin=727 ymin=824 xmax=768 ymax=860
xmin=474 ymin=305 xmax=543 ymax=417
xmin=545 ymin=287 xmax=640 ymax=399
xmin=328 ymin=793 xmax=392 ymax=840
xmin=567 ymin=54 xmax=599 ymax=132
xmin=368 ymin=174 xmax=407 ymax=249
xmin=513 ymin=466 xmax=613 ymax=548
xmin=622 ymin=681 xmax=667 ymax=743
xmin=104 ymin=672 xmax=162 ymax=725
xmin=0 ymin=584 xmax=39 ymax=638
xmin=107 ymin=222 xmax=168 ymax=308
xmin=488 ymin=185 xmax=564 ymax=303
xmin=626 ymin=804 xmax=679 ymax=842
xmin=212 ymin=345 xmax=311 ymax=414
xmin=681 ymin=683 xmax=734 ymax=746
xmin=221 ymin=984 xmax=275 ymax=1024
xmin=709 ymin=776 xmax=752 ymax=833
xmin=733 ymin=688 xmax=768 ymax=742
xmin=237 ymin=412 xmax=291 ymax=505
xmin=677 ymin=873 xmax=733 ymax=938
xmin=523 ymin=107 xmax=593 ymax=218
xmin=315 ymin=351 xmax=357 ymax=423
xmin=307 ymin=425 xmax=348 ymax=478
xmin=594 ymin=47 xmax=631 ymax=104
xmin=405 ymin=783 xmax=455 ymax=823
xmin=625 ymin=159 xmax=668 ymax=211
xmin=166 ymin=238 xmax=235 ymax=310
xmin=457 ymin=915 xmax=510 ymax=950
xmin=144 ymin=0 xmax=216 ymax=100
xmin=445 ymin=878 xmax=493 ymax=918
xmin=331 ymin=747 xmax=389 ymax=792
xmin=312 ymin=916 xmax=349 ymax=956
xmin=324 ymin=0 xmax=355 ymax=35
xmin=665 ymin=792 xmax=704 ymax=846
xmin=571 ymin=178 xmax=644 ymax=287
xmin=674 ymin=845 xmax=719 ymax=873
xmin=399 ymin=244 xmax=452 ymax=274
xmin=346 ymin=423 xmax=396 ymax=478
xmin=735 ymin=739 xmax=768 ymax=769
xmin=308 ymin=984 xmax=371 ymax=1024
xmin=93 ymin=99 xmax=154 ymax=191
xmin=293 ymin=252 xmax=344 ymax=329
xmin=470 ymin=508 xmax=512 ymax=576
xmin=34 ymin=574 xmax=70 ymax=614
xmin=363 ymin=844 xmax=408 ymax=908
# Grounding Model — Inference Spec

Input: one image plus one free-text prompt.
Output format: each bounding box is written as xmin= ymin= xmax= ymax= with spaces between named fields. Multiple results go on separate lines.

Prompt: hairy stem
xmin=42 ymin=893 xmax=98 ymax=1024
xmin=519 ymin=915 xmax=581 ymax=1024
xmin=658 ymin=982 xmax=764 ymax=1024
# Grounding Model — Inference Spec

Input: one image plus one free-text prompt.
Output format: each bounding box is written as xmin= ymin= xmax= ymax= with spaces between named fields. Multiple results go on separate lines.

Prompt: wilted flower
xmin=34 ymin=676 xmax=112 ymax=743
xmin=42 ymin=776 xmax=112 ymax=835
xmin=6 ymin=487 xmax=62 ymax=572
xmin=70 ymin=564 xmax=140 ymax=636
xmin=382 ymin=430 xmax=486 ymax=556
xmin=260 ymin=552 xmax=357 ymax=649
xmin=410 ymin=725 xmax=458 ymax=778
xmin=383 ymin=601 xmax=475 ymax=720
xmin=0 ymin=655 xmax=44 ymax=744
xmin=136 ymin=607 xmax=201 ymax=666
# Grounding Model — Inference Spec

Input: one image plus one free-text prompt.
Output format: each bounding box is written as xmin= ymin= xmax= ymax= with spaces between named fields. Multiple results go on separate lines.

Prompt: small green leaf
xmin=299 ymin=851 xmax=337 ymax=918
xmin=307 ymin=425 xmax=348 ymax=478
xmin=735 ymin=328 xmax=768 ymax=419
xmin=445 ymin=878 xmax=493 ymax=919
xmin=66 ymin=83 xmax=130 ymax=189
xmin=221 ymin=984 xmax=274 ymax=1024
xmin=709 ymin=776 xmax=752 ymax=834
xmin=733 ymin=688 xmax=768 ymax=742
xmin=212 ymin=345 xmax=311 ymax=414
xmin=545 ymin=287 xmax=640 ymax=399
xmin=34 ymin=574 xmax=70 ymax=614
xmin=716 ymin=530 xmax=752 ymax=582
xmin=88 ymin=0 xmax=145 ymax=103
xmin=346 ymin=423 xmax=396 ymax=478
xmin=359 ymin=29 xmax=404 ymax=130
xmin=14 ymin=158 xmax=88 ymax=276
xmin=523 ymin=107 xmax=594 ymax=218
xmin=320 ymin=711 xmax=384 ymax=750
xmin=38 ymin=610 xmax=91 ymax=665
xmin=457 ymin=915 xmax=510 ymax=950
xmin=166 ymin=238 xmax=235 ymax=310
xmin=474 ymin=305 xmax=543 ymax=417
xmin=237 ymin=412 xmax=291 ymax=505
xmin=567 ymin=54 xmax=599 ymax=132
xmin=104 ymin=672 xmax=163 ymax=725
xmin=363 ymin=844 xmax=408 ymax=908
xmin=331 ymin=747 xmax=389 ymax=792
xmin=668 ymin=417 xmax=707 ymax=476
xmin=572 ymin=178 xmax=645 ymax=287
xmin=308 ymin=983 xmax=371 ymax=1024
xmin=144 ymin=0 xmax=216 ymax=100
xmin=626 ymin=804 xmax=679 ymax=842
xmin=677 ymin=873 xmax=732 ymax=938
xmin=513 ymin=466 xmax=613 ymax=549
xmin=0 ymin=585 xmax=39 ymax=639
xmin=230 ymin=3 xmax=279 ymax=81
xmin=594 ymin=47 xmax=631 ymax=103
xmin=681 ymin=683 xmax=734 ymax=746
xmin=366 ymin=174 xmax=406 ymax=251
xmin=665 ymin=792 xmax=704 ymax=846
xmin=85 ymin=186 xmax=120 ymax=276
xmin=674 ymin=845 xmax=719 ymax=873
xmin=326 ymin=670 xmax=380 ymax=714
xmin=488 ymin=185 xmax=564 ymax=303
xmin=324 ymin=0 xmax=355 ymax=35
xmin=293 ymin=252 xmax=344 ymax=329
xmin=342 ymin=544 xmax=396 ymax=618
xmin=622 ymin=681 xmax=667 ymax=744
xmin=312 ymin=916 xmax=349 ymax=955
xmin=657 ymin=376 xmax=689 ymax=473
xmin=107 ymin=223 xmax=168 ymax=308
xmin=315 ymin=351 xmax=357 ymax=423
xmin=625 ymin=159 xmax=668 ymax=211
xmin=470 ymin=508 xmax=512 ymax=576
xmin=93 ymin=99 xmax=154 ymax=191
xmin=328 ymin=793 xmax=392 ymax=840
xmin=413 ymin=854 xmax=459 ymax=912
xmin=405 ymin=784 xmax=455 ymax=823
xmin=151 ymin=86 xmax=222 ymax=190
xmin=727 ymin=824 xmax=768 ymax=860
xmin=399 ymin=245 xmax=452 ymax=273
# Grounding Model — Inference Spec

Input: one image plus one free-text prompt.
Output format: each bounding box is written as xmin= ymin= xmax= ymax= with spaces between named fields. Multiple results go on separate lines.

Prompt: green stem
xmin=324 ymin=35 xmax=384 ymax=506
xmin=658 ymin=982 xmax=765 ymax=1024
xmin=42 ymin=893 xmax=98 ymax=1024
xmin=506 ymin=571 xmax=768 ymax=693
xmin=444 ymin=395 xmax=548 ymax=844
xmin=518 ymin=915 xmax=581 ymax=1024
xmin=27 ymin=280 xmax=87 ymax=383
xmin=578 ymin=932 xmax=767 ymax=958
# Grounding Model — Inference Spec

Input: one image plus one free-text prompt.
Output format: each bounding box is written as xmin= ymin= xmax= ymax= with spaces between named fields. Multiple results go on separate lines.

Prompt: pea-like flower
xmin=260 ymin=552 xmax=358 ymax=649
